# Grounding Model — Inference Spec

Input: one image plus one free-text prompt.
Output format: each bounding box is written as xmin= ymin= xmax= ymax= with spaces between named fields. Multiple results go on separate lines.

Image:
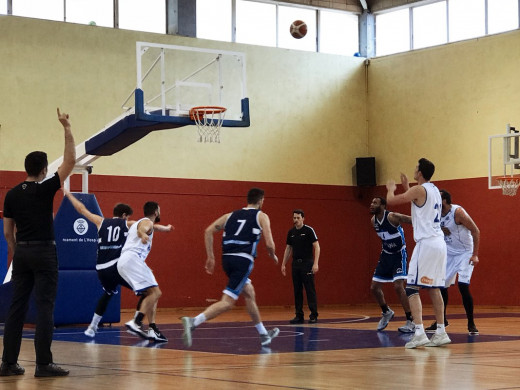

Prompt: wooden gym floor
xmin=1 ymin=304 xmax=520 ymax=389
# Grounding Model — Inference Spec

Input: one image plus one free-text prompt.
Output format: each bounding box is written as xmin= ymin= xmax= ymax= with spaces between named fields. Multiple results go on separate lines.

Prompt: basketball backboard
xmin=123 ymin=42 xmax=249 ymax=126
xmin=488 ymin=124 xmax=520 ymax=189
xmin=46 ymin=42 xmax=251 ymax=191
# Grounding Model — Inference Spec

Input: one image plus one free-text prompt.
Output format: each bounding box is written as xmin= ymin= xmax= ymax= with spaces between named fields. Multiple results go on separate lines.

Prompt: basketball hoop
xmin=189 ymin=106 xmax=227 ymax=143
xmin=497 ymin=176 xmax=520 ymax=196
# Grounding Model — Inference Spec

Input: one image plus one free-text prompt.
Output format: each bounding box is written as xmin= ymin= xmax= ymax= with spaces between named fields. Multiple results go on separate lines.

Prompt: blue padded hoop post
xmin=84 ymin=89 xmax=250 ymax=156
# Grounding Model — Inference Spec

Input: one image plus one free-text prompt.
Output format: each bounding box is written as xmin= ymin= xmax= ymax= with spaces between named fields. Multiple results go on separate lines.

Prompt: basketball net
xmin=497 ymin=176 xmax=520 ymax=196
xmin=189 ymin=106 xmax=227 ymax=143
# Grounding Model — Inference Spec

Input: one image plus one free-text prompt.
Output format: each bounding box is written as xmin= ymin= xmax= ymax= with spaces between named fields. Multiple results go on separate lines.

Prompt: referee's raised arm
xmin=56 ymin=108 xmax=76 ymax=185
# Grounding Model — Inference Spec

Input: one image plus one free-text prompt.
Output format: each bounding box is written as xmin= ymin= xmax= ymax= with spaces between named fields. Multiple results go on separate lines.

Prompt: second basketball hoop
xmin=497 ymin=176 xmax=520 ymax=196
xmin=190 ymin=106 xmax=227 ymax=143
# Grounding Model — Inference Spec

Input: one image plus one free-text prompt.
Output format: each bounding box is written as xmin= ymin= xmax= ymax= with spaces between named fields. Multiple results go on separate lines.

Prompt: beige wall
xmin=367 ymin=29 xmax=520 ymax=184
xmin=3 ymin=16 xmax=519 ymax=187
xmin=0 ymin=16 xmax=367 ymax=186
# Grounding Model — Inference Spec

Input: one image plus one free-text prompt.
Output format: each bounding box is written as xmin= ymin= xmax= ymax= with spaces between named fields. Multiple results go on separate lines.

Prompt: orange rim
xmin=497 ymin=176 xmax=520 ymax=183
xmin=189 ymin=106 xmax=226 ymax=121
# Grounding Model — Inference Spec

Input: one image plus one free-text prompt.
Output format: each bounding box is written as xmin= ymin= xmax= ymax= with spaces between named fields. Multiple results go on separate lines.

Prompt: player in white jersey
xmin=425 ymin=189 xmax=480 ymax=335
xmin=117 ymin=201 xmax=169 ymax=342
xmin=387 ymin=158 xmax=450 ymax=349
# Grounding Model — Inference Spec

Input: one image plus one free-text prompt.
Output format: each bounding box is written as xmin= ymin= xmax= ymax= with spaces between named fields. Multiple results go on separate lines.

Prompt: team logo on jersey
xmin=73 ymin=218 xmax=89 ymax=235
xmin=420 ymin=276 xmax=433 ymax=285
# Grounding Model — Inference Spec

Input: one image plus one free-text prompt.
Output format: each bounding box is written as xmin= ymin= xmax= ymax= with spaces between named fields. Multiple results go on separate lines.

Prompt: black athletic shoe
xmin=34 ymin=363 xmax=69 ymax=377
xmin=309 ymin=316 xmax=318 ymax=324
xmin=147 ymin=326 xmax=168 ymax=342
xmin=0 ymin=362 xmax=25 ymax=376
xmin=289 ymin=317 xmax=304 ymax=324
xmin=468 ymin=324 xmax=479 ymax=335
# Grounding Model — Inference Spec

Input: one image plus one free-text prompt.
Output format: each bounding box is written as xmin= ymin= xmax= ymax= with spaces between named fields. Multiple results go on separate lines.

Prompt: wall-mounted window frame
xmin=375 ymin=0 xmax=520 ymax=57
xmin=197 ymin=0 xmax=359 ymax=55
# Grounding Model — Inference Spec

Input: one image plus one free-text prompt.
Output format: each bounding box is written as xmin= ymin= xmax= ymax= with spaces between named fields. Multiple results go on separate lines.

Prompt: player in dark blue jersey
xmin=370 ymin=197 xmax=415 ymax=333
xmin=181 ymin=188 xmax=279 ymax=348
xmin=63 ymin=190 xmax=172 ymax=340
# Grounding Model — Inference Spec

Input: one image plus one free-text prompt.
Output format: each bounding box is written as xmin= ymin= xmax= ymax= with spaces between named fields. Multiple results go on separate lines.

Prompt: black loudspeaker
xmin=356 ymin=157 xmax=376 ymax=186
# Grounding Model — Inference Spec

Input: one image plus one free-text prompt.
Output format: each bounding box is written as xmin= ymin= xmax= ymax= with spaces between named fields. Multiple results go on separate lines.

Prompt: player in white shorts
xmin=425 ymin=189 xmax=480 ymax=335
xmin=387 ymin=158 xmax=450 ymax=349
xmin=117 ymin=201 xmax=168 ymax=342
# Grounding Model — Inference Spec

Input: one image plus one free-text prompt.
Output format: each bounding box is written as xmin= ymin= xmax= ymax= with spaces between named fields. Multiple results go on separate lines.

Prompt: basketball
xmin=290 ymin=20 xmax=307 ymax=39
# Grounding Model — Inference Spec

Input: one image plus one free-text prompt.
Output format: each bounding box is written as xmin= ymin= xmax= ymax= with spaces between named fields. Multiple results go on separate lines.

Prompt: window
xmin=118 ymin=0 xmax=166 ymax=34
xmin=488 ymin=0 xmax=519 ymax=34
xmin=413 ymin=1 xmax=447 ymax=49
xmin=376 ymin=0 xmax=520 ymax=56
xmin=236 ymin=0 xmax=276 ymax=47
xmin=197 ymin=0 xmax=232 ymax=42
xmin=66 ymin=0 xmax=113 ymax=27
xmin=1 ymin=1 xmax=6 ymax=15
xmin=278 ymin=5 xmax=316 ymax=52
xmin=376 ymin=9 xmax=410 ymax=56
xmin=320 ymin=10 xmax=359 ymax=56
xmin=449 ymin=0 xmax=485 ymax=42
xmin=12 ymin=0 xmax=63 ymax=21
xmin=195 ymin=1 xmax=359 ymax=55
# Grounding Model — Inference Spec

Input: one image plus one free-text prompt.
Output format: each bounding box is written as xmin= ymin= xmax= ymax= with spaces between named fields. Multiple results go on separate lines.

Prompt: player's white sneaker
xmin=181 ymin=317 xmax=195 ymax=348
xmin=377 ymin=308 xmax=395 ymax=331
xmin=125 ymin=319 xmax=148 ymax=339
xmin=425 ymin=332 xmax=451 ymax=347
xmin=84 ymin=325 xmax=98 ymax=338
xmin=398 ymin=320 xmax=415 ymax=333
xmin=405 ymin=333 xmax=430 ymax=349
xmin=260 ymin=328 xmax=280 ymax=346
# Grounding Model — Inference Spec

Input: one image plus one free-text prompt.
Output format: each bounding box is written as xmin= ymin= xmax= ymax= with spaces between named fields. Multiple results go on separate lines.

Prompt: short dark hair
xmin=24 ymin=151 xmax=48 ymax=176
xmin=439 ymin=189 xmax=451 ymax=204
xmin=418 ymin=158 xmax=435 ymax=181
xmin=143 ymin=201 xmax=159 ymax=217
xmin=247 ymin=188 xmax=265 ymax=204
xmin=113 ymin=203 xmax=133 ymax=218
xmin=293 ymin=209 xmax=305 ymax=218
xmin=375 ymin=197 xmax=387 ymax=207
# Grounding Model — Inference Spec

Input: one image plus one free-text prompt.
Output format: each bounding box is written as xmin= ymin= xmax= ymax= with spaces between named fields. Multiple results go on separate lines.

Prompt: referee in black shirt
xmin=281 ymin=209 xmax=321 ymax=324
xmin=0 ymin=109 xmax=76 ymax=377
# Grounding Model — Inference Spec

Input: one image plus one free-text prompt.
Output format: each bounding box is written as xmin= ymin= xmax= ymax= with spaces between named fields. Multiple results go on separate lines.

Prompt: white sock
xmin=436 ymin=324 xmax=445 ymax=334
xmin=91 ymin=313 xmax=102 ymax=328
xmin=193 ymin=313 xmax=206 ymax=327
xmin=415 ymin=323 xmax=425 ymax=335
xmin=255 ymin=322 xmax=267 ymax=335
